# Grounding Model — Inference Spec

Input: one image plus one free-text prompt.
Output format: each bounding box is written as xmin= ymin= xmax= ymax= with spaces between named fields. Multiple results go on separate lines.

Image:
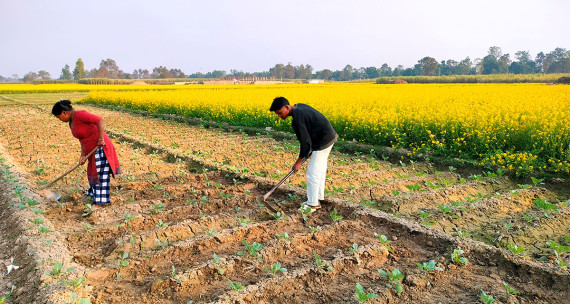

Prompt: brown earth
xmin=0 ymin=103 xmax=568 ymax=303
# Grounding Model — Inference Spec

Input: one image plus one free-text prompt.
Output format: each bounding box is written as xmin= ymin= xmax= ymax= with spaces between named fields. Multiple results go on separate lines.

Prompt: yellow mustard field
xmin=77 ymin=83 xmax=570 ymax=176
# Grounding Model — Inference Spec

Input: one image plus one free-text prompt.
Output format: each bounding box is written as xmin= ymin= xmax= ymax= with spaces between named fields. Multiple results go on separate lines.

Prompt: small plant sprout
xmin=155 ymin=238 xmax=169 ymax=249
xmin=309 ymin=226 xmax=321 ymax=233
xmin=237 ymin=240 xmax=263 ymax=261
xmin=374 ymin=233 xmax=394 ymax=252
xmin=391 ymin=189 xmax=400 ymax=196
xmin=417 ymin=260 xmax=443 ymax=273
xmin=546 ymin=241 xmax=569 ymax=268
xmin=507 ymin=244 xmax=525 ymax=256
xmin=502 ymin=281 xmax=520 ymax=295
xmin=28 ymin=217 xmax=44 ymax=225
xmin=155 ymin=219 xmax=170 ymax=229
xmin=275 ymin=232 xmax=292 ymax=241
xmin=480 ymin=290 xmax=495 ymax=304
xmin=237 ymin=217 xmax=251 ymax=227
xmin=530 ymin=177 xmax=545 ymax=186
xmin=228 ymin=280 xmax=245 ymax=291
xmin=451 ymin=249 xmax=469 ymax=265
xmin=300 ymin=205 xmax=311 ymax=221
xmin=82 ymin=204 xmax=94 ymax=217
xmin=68 ymin=292 xmax=91 ymax=304
xmin=148 ymin=202 xmax=165 ymax=214
xmin=378 ymin=268 xmax=404 ymax=293
xmin=116 ymin=252 xmax=129 ymax=279
xmin=63 ymin=276 xmax=86 ymax=290
xmin=38 ymin=225 xmax=51 ymax=234
xmin=453 ymin=228 xmax=472 ymax=239
xmin=45 ymin=261 xmax=74 ymax=278
xmin=534 ymin=198 xmax=559 ymax=218
xmin=264 ymin=262 xmax=287 ymax=277
xmin=329 ymin=208 xmax=343 ymax=222
xmin=122 ymin=213 xmax=135 ymax=231
xmin=313 ymin=252 xmax=334 ymax=273
xmin=212 ymin=253 xmax=225 ymax=275
xmin=271 ymin=211 xmax=283 ymax=220
xmin=354 ymin=282 xmax=377 ymax=302
xmin=419 ymin=210 xmax=435 ymax=227
xmin=81 ymin=222 xmax=93 ymax=232
xmin=349 ymin=243 xmax=359 ymax=254
xmin=207 ymin=228 xmax=217 ymax=236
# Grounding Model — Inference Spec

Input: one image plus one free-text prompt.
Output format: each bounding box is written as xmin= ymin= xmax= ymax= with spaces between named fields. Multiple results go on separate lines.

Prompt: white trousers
xmin=305 ymin=144 xmax=334 ymax=206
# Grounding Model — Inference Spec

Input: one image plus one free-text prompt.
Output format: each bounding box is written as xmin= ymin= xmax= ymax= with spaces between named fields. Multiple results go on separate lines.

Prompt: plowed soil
xmin=0 ymin=101 xmax=568 ymax=304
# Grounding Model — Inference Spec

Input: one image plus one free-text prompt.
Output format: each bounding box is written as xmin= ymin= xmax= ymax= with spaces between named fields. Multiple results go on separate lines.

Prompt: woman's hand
xmin=79 ymin=155 xmax=87 ymax=165
xmin=98 ymin=138 xmax=105 ymax=147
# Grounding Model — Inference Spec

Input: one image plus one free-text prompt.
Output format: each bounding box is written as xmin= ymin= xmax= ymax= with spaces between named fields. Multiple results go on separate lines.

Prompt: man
xmin=269 ymin=97 xmax=338 ymax=213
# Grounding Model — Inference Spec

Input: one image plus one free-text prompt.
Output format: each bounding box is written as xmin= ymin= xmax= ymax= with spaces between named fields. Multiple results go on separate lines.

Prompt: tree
xmin=60 ymin=64 xmax=72 ymax=80
xmin=364 ymin=66 xmax=380 ymax=79
xmin=99 ymin=58 xmax=122 ymax=78
xmin=38 ymin=70 xmax=51 ymax=80
xmin=269 ymin=64 xmax=285 ymax=79
xmin=510 ymin=51 xmax=535 ymax=74
xmin=23 ymin=72 xmax=38 ymax=83
xmin=314 ymin=69 xmax=332 ymax=80
xmin=151 ymin=66 xmax=173 ymax=78
xmin=342 ymin=64 xmax=353 ymax=81
xmin=73 ymin=58 xmax=85 ymax=80
xmin=379 ymin=64 xmax=392 ymax=76
xmin=418 ymin=57 xmax=438 ymax=75
xmin=534 ymin=52 xmax=546 ymax=73
xmin=456 ymin=57 xmax=473 ymax=75
xmin=283 ymin=62 xmax=295 ymax=79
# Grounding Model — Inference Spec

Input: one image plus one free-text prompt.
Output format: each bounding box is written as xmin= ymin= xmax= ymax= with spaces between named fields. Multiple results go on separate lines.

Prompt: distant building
xmin=303 ymin=79 xmax=325 ymax=84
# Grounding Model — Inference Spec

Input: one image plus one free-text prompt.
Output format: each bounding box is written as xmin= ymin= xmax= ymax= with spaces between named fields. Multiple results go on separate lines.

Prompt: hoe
xmin=40 ymin=146 xmax=99 ymax=201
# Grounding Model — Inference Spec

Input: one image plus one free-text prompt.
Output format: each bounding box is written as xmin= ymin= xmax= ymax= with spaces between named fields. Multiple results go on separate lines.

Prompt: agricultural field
xmin=0 ymin=90 xmax=569 ymax=303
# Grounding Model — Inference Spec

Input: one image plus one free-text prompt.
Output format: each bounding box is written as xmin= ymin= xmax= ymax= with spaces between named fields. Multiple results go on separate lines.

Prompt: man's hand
xmin=292 ymin=158 xmax=304 ymax=172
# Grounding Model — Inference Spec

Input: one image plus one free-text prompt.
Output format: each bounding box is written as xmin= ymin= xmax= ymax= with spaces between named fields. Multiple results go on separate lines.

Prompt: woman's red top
xmin=70 ymin=110 xmax=121 ymax=185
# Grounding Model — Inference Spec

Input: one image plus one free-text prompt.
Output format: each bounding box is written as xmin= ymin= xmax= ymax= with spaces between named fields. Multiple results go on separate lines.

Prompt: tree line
xmin=1 ymin=46 xmax=568 ymax=83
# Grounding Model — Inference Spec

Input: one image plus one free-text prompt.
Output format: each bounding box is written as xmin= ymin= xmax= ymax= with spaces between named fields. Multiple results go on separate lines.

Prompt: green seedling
xmin=155 ymin=238 xmax=169 ymax=249
xmin=404 ymin=184 xmax=421 ymax=192
xmin=419 ymin=210 xmax=435 ymax=227
xmin=451 ymin=249 xmax=469 ymax=265
xmin=534 ymin=198 xmax=559 ymax=218
xmin=313 ymin=252 xmax=333 ymax=273
xmin=417 ymin=260 xmax=443 ymax=273
xmin=116 ymin=252 xmax=129 ymax=279
xmin=469 ymin=174 xmax=483 ymax=181
xmin=271 ymin=212 xmax=283 ymax=220
xmin=354 ymin=282 xmax=377 ymax=302
xmin=425 ymin=181 xmax=442 ymax=190
xmin=207 ymin=228 xmax=217 ymax=236
xmin=45 ymin=261 xmax=73 ymax=277
xmin=502 ymin=281 xmax=520 ymax=295
xmin=300 ymin=206 xmax=311 ymax=221
xmin=81 ymin=222 xmax=93 ymax=232
xmin=148 ymin=202 xmax=165 ymax=214
xmin=329 ymin=209 xmax=343 ymax=222
xmin=38 ymin=225 xmax=51 ymax=234
xmin=374 ymin=233 xmax=393 ymax=252
xmin=309 ymin=226 xmax=321 ymax=233
xmin=349 ymin=243 xmax=359 ymax=254
xmin=391 ymin=190 xmax=400 ymax=196
xmin=82 ymin=204 xmax=94 ymax=217
xmin=32 ymin=208 xmax=46 ymax=215
xmin=480 ymin=290 xmax=495 ymax=304
xmin=378 ymin=268 xmax=404 ymax=293
xmin=63 ymin=276 xmax=86 ymax=290
xmin=518 ymin=183 xmax=532 ymax=189
xmin=522 ymin=213 xmax=538 ymax=223
xmin=237 ymin=240 xmax=263 ymax=261
xmin=155 ymin=219 xmax=170 ymax=229
xmin=450 ymin=200 xmax=467 ymax=211
xmin=200 ymin=196 xmax=208 ymax=203
xmin=28 ymin=217 xmax=44 ymax=225
xmin=122 ymin=213 xmax=135 ymax=231
xmin=453 ymin=228 xmax=472 ymax=239
xmin=531 ymin=177 xmax=544 ymax=186
xmin=275 ymin=232 xmax=292 ymax=241
xmin=199 ymin=211 xmax=207 ymax=218
xmin=507 ymin=244 xmax=525 ymax=255
xmin=68 ymin=292 xmax=91 ymax=304
xmin=546 ymin=241 xmax=569 ymax=268
xmin=360 ymin=198 xmax=375 ymax=208
xmin=212 ymin=253 xmax=225 ymax=275
xmin=264 ymin=262 xmax=287 ymax=277
xmin=237 ymin=217 xmax=251 ymax=227
xmin=228 ymin=280 xmax=244 ymax=291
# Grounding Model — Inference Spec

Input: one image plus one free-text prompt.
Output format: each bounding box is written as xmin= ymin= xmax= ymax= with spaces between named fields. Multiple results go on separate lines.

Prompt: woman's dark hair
xmin=51 ymin=100 xmax=73 ymax=115
xmin=269 ymin=97 xmax=290 ymax=111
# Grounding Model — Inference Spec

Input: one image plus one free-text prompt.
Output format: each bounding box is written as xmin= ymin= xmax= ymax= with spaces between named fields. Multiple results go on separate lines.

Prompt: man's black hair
xmin=269 ymin=96 xmax=290 ymax=111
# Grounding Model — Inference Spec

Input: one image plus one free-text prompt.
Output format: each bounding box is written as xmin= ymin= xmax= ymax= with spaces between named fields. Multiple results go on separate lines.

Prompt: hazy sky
xmin=1 ymin=0 xmax=569 ymax=78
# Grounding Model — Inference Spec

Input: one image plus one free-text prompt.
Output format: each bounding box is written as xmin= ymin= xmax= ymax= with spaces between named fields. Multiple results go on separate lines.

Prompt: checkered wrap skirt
xmin=86 ymin=148 xmax=111 ymax=205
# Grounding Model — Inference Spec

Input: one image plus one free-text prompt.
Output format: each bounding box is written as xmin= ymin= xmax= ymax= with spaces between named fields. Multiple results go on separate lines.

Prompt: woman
xmin=52 ymin=100 xmax=121 ymax=206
